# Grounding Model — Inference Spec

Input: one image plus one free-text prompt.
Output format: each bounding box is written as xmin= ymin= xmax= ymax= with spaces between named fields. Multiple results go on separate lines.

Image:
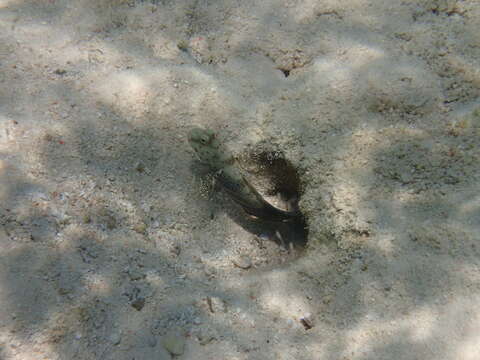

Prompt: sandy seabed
xmin=0 ymin=1 xmax=479 ymax=359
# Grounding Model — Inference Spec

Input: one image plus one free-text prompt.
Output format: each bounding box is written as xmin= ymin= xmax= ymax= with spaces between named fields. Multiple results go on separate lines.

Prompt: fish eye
xmin=200 ymin=136 xmax=208 ymax=144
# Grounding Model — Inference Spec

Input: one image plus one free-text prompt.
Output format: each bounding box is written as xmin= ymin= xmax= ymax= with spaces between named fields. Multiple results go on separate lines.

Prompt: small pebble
xmin=131 ymin=297 xmax=145 ymax=311
xmin=207 ymin=296 xmax=227 ymax=313
xmin=54 ymin=69 xmax=67 ymax=75
xmin=198 ymin=333 xmax=215 ymax=345
xmin=232 ymin=255 xmax=252 ymax=270
xmin=133 ymin=222 xmax=147 ymax=234
xmin=300 ymin=313 xmax=314 ymax=330
xmin=109 ymin=331 xmax=122 ymax=345
xmin=161 ymin=330 xmax=185 ymax=356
